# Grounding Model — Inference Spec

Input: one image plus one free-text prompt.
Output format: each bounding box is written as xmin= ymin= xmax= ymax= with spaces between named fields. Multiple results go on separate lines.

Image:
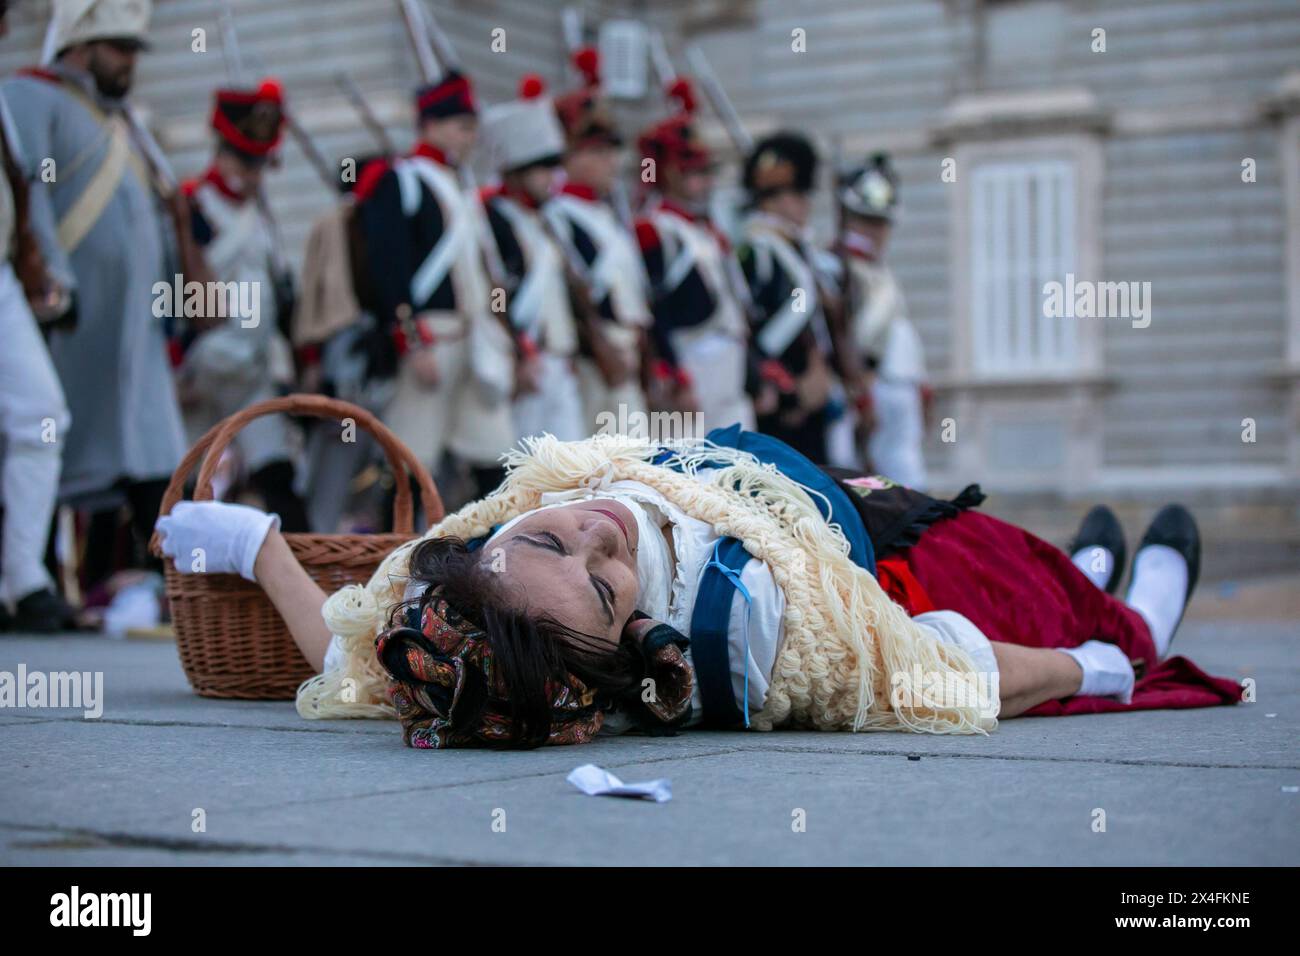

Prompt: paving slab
xmin=1 ymin=619 xmax=1296 ymax=865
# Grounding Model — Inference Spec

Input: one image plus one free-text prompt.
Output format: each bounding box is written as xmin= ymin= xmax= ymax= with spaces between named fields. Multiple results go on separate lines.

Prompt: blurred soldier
xmin=353 ymin=67 xmax=514 ymax=496
xmin=292 ymin=154 xmax=387 ymax=533
xmin=545 ymin=47 xmax=650 ymax=434
xmin=175 ymin=78 xmax=308 ymax=530
xmin=737 ymin=132 xmax=837 ymax=462
xmin=0 ymin=0 xmax=74 ymax=630
xmin=837 ymin=153 xmax=929 ymax=488
xmin=634 ymin=78 xmax=752 ymax=432
xmin=3 ymin=0 xmax=186 ymax=586
xmin=479 ymin=75 xmax=585 ymax=443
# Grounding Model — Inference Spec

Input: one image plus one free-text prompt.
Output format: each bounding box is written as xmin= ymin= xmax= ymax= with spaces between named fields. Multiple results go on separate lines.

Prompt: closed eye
xmin=590 ymin=574 xmax=615 ymax=625
xmin=515 ymin=532 xmax=614 ymax=625
xmin=521 ymin=531 xmax=565 ymax=555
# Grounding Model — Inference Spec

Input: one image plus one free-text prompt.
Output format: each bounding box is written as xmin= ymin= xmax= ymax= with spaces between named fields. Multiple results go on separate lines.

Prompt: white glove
xmin=155 ymin=500 xmax=281 ymax=582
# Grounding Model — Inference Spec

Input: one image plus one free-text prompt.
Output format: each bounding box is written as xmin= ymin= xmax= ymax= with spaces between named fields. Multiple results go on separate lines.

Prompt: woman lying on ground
xmin=155 ymin=427 xmax=1241 ymax=748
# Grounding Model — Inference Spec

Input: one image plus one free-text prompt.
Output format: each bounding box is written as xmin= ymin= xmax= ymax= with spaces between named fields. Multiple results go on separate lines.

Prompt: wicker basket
xmin=150 ymin=394 xmax=443 ymax=700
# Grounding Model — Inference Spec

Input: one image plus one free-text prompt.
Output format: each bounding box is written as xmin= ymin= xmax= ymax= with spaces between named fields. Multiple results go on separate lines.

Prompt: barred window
xmin=969 ymin=158 xmax=1078 ymax=375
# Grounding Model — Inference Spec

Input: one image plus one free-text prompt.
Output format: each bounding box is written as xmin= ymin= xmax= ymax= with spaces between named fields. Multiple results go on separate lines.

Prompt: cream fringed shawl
xmin=295 ymin=434 xmax=996 ymax=735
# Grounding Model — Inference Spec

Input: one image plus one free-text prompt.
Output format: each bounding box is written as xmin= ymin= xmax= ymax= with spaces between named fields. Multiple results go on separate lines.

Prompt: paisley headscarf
xmin=376 ymin=590 xmax=694 ymax=749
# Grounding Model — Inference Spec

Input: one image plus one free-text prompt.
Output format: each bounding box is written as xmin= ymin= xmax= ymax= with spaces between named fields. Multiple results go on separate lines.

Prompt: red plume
xmin=518 ymin=73 xmax=546 ymax=99
xmin=257 ymin=77 xmax=284 ymax=101
xmin=572 ymin=46 xmax=600 ymax=87
xmin=667 ymin=76 xmax=696 ymax=114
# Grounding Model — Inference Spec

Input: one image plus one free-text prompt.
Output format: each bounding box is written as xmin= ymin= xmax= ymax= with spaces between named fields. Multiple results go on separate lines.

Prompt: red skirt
xmin=876 ymin=510 xmax=1242 ymax=716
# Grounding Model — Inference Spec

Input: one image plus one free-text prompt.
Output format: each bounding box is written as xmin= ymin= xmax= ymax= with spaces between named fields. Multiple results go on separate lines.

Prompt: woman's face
xmin=487 ymin=500 xmax=640 ymax=647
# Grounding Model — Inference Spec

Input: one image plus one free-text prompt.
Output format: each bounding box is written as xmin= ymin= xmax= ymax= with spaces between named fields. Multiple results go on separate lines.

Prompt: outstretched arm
xmin=912 ymin=609 xmax=1084 ymax=719
xmin=253 ymin=530 xmax=331 ymax=672
xmin=156 ymin=501 xmax=333 ymax=672
xmin=993 ymin=642 xmax=1083 ymax=717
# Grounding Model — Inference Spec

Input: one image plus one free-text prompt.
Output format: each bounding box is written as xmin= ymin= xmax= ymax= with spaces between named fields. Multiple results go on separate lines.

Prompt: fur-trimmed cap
xmin=480 ymin=74 xmax=565 ymax=173
xmin=553 ymin=46 xmax=622 ymax=150
xmin=211 ymin=79 xmax=285 ymax=158
xmin=637 ymin=77 xmax=711 ymax=172
xmin=743 ymin=131 xmax=818 ymax=199
xmin=415 ymin=68 xmax=477 ymax=122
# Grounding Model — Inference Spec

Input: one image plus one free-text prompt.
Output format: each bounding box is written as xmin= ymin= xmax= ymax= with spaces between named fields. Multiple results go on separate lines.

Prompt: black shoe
xmin=1067 ymin=505 xmax=1127 ymax=594
xmin=1132 ymin=504 xmax=1201 ymax=636
xmin=11 ymin=588 xmax=77 ymax=634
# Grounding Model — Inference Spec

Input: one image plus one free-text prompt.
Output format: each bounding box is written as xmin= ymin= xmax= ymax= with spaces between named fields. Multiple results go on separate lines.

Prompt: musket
xmin=334 ymin=72 xmax=396 ymax=155
xmin=681 ymin=45 xmax=763 ymax=329
xmin=558 ymin=7 xmax=633 ymax=226
xmin=543 ymin=205 xmax=635 ymax=389
xmin=648 ymin=28 xmax=676 ymax=90
xmin=216 ymin=1 xmax=335 ymax=194
xmin=561 ymin=7 xmax=584 ymax=83
xmin=214 ymin=0 xmax=303 ymax=331
xmin=396 ymin=0 xmax=440 ymax=80
xmin=417 ymin=0 xmax=461 ymax=73
xmin=684 ymin=45 xmax=753 ymax=155
xmin=122 ymin=105 xmax=178 ymax=194
xmin=217 ymin=0 xmax=245 ymax=83
xmin=116 ymin=94 xmax=220 ymax=333
xmin=395 ymin=0 xmax=507 ymax=288
xmin=284 ymin=111 xmax=341 ymax=192
xmin=643 ymin=29 xmax=760 ymax=374
xmin=38 ymin=17 xmax=59 ymax=66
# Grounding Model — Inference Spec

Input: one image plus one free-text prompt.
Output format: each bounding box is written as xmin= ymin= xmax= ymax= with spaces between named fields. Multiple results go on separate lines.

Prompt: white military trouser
xmin=672 ymin=328 xmax=754 ymax=433
xmin=868 ymin=379 xmax=927 ymax=490
xmin=576 ymin=358 xmax=646 ymax=437
xmin=382 ymin=312 xmax=516 ymax=470
xmin=0 ymin=263 xmax=69 ymax=606
xmin=180 ymin=338 xmax=292 ymax=474
xmin=575 ymin=321 xmax=646 ymax=435
xmin=865 ymin=316 xmax=928 ymax=489
xmin=514 ymin=351 xmax=585 ymax=443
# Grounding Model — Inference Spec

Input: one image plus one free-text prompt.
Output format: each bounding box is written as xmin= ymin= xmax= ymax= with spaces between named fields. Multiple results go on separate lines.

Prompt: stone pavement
xmin=1 ymin=615 xmax=1296 ymax=866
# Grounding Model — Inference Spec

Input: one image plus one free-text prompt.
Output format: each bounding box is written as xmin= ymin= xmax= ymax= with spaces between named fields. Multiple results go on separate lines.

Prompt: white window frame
xmin=950 ymin=134 xmax=1103 ymax=383
xmin=968 ymin=158 xmax=1077 ymax=375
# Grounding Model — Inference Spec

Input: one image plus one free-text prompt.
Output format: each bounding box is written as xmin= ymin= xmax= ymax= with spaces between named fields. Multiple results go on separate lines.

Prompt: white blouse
xmin=585 ymin=478 xmax=785 ymax=726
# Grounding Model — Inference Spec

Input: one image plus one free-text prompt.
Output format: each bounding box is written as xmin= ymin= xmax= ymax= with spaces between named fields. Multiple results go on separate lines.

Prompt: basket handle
xmin=151 ymin=394 xmax=443 ymax=554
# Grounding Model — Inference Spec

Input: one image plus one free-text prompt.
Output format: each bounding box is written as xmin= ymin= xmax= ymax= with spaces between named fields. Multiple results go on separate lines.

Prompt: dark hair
xmin=398 ymin=536 xmax=652 ymax=748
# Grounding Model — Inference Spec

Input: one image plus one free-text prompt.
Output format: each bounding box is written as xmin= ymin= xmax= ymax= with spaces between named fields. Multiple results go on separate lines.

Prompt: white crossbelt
xmin=544 ymin=194 xmax=647 ymax=314
xmin=395 ymin=156 xmax=474 ymax=308
xmin=492 ymin=197 xmax=558 ymax=337
xmin=752 ymin=227 xmax=818 ymax=357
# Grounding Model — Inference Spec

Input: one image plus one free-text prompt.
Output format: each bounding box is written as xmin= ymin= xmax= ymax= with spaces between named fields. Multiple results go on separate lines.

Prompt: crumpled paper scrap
xmin=566 ymin=763 xmax=672 ymax=803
